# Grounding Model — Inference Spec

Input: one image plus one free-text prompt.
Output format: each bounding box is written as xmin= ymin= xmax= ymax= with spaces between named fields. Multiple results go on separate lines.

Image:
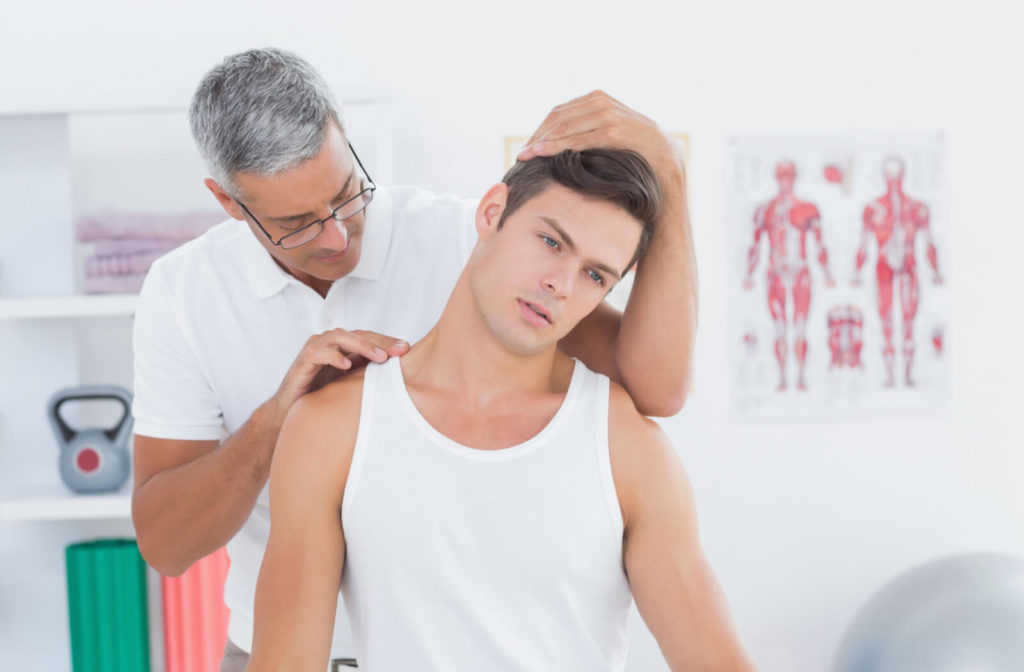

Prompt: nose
xmin=320 ymin=214 xmax=349 ymax=249
xmin=541 ymin=260 xmax=574 ymax=299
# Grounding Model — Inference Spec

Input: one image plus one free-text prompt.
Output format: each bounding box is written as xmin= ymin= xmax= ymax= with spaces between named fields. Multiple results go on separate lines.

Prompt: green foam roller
xmin=65 ymin=539 xmax=150 ymax=672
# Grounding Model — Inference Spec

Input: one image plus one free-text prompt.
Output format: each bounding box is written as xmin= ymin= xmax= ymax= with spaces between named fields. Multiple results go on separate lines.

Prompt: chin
xmin=323 ymin=264 xmax=358 ymax=281
xmin=313 ymin=255 xmax=359 ymax=280
xmin=501 ymin=331 xmax=560 ymax=357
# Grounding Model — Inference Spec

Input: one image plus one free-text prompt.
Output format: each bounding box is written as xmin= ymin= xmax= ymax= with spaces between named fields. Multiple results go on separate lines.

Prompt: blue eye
xmin=587 ymin=270 xmax=605 ymax=286
xmin=541 ymin=235 xmax=559 ymax=249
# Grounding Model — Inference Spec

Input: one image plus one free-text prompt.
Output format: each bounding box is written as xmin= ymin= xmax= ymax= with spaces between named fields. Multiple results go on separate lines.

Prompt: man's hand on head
xmin=517 ymin=90 xmax=685 ymax=176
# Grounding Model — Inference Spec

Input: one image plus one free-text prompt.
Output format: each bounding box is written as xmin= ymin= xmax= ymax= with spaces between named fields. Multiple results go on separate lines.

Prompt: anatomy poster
xmin=728 ymin=133 xmax=949 ymax=420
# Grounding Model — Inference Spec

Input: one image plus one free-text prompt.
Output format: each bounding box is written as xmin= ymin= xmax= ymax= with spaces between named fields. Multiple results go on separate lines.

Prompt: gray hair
xmin=189 ymin=48 xmax=343 ymax=196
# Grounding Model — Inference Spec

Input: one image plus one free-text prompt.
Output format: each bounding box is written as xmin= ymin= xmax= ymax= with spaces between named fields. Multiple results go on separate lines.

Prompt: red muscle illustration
xmin=744 ymin=161 xmax=835 ymax=391
xmin=853 ymin=156 xmax=943 ymax=387
xmin=827 ymin=305 xmax=864 ymax=370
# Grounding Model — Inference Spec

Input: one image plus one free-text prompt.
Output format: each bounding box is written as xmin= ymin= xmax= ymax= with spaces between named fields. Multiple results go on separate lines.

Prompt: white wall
xmin=2 ymin=1 xmax=1023 ymax=670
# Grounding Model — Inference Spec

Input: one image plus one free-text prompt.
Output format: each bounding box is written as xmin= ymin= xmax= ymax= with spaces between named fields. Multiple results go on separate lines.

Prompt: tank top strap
xmin=340 ymin=360 xmax=383 ymax=526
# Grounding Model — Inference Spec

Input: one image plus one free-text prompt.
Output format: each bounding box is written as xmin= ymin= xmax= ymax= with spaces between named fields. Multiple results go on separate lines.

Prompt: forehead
xmin=511 ymin=184 xmax=643 ymax=261
xmin=233 ymin=124 xmax=354 ymax=213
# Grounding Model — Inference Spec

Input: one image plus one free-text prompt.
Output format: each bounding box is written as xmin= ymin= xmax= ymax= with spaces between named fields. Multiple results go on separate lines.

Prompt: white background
xmin=2 ymin=1 xmax=1023 ymax=670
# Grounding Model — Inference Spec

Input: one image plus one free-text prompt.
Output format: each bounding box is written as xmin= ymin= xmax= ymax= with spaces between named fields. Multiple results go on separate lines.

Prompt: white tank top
xmin=340 ymin=357 xmax=632 ymax=671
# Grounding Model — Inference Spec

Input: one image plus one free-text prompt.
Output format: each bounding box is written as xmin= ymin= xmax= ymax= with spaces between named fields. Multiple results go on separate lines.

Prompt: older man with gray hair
xmin=130 ymin=48 xmax=697 ymax=670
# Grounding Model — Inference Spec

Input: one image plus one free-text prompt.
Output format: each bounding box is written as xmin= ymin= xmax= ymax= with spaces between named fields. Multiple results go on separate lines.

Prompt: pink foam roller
xmin=162 ymin=547 xmax=230 ymax=672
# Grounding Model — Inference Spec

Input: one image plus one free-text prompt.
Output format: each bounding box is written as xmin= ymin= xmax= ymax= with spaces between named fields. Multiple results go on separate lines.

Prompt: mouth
xmin=317 ymin=249 xmax=347 ymax=263
xmin=317 ymin=238 xmax=353 ymax=263
xmin=315 ymin=221 xmax=354 ymax=263
xmin=518 ymin=299 xmax=552 ymax=327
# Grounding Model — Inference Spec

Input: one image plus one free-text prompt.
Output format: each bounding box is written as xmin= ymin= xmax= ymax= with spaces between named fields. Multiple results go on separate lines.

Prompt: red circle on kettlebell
xmin=77 ymin=447 xmax=101 ymax=473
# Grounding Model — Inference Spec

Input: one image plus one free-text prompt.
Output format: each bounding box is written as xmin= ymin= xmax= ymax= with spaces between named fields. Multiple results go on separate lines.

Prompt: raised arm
xmin=609 ymin=385 xmax=756 ymax=671
xmin=519 ymin=91 xmax=695 ymax=416
xmin=246 ymin=377 xmax=362 ymax=672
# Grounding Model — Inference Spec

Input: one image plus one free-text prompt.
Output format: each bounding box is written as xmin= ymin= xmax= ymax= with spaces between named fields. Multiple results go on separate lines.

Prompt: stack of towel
xmin=76 ymin=210 xmax=223 ymax=294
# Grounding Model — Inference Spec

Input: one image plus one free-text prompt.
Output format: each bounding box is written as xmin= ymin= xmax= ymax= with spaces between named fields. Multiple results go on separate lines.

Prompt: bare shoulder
xmin=289 ymin=367 xmax=368 ymax=433
xmin=273 ymin=367 xmax=369 ymax=495
xmin=608 ymin=381 xmax=675 ymax=467
xmin=607 ymin=381 xmax=695 ymax=526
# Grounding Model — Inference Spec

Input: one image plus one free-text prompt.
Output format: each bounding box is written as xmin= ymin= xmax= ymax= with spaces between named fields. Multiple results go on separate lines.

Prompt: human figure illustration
xmin=853 ymin=155 xmax=943 ymax=387
xmin=744 ymin=160 xmax=835 ymax=391
xmin=827 ymin=305 xmax=864 ymax=370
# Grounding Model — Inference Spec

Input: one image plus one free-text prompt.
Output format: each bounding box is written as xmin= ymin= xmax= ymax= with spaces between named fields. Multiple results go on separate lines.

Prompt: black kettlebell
xmin=47 ymin=386 xmax=133 ymax=494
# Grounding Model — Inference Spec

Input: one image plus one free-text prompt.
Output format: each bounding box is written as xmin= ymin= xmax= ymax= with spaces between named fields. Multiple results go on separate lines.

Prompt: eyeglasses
xmin=236 ymin=143 xmax=376 ymax=250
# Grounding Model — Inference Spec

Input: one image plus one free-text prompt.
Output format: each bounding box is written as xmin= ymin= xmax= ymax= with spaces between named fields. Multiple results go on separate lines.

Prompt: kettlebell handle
xmin=47 ymin=386 xmax=134 ymax=445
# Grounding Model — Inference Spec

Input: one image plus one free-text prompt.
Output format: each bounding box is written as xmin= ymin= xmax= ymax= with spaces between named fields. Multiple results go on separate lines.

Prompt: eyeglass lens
xmin=279 ymin=188 xmax=374 ymax=249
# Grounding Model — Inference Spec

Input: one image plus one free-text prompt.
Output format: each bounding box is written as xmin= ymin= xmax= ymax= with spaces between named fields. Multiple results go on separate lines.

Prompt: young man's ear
xmin=204 ymin=178 xmax=247 ymax=221
xmin=474 ymin=183 xmax=509 ymax=239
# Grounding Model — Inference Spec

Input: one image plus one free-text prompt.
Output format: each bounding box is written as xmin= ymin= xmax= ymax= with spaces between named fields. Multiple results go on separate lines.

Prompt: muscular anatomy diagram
xmin=744 ymin=161 xmax=835 ymax=391
xmin=827 ymin=305 xmax=864 ymax=370
xmin=853 ymin=156 xmax=943 ymax=387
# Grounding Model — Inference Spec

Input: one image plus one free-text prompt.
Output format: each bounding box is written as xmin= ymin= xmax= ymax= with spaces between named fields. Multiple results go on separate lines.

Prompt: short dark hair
xmin=499 ymin=149 xmax=661 ymax=273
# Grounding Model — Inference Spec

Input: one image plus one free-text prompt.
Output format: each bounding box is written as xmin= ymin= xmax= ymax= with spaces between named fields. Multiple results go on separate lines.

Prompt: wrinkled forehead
xmin=516 ymin=184 xmax=644 ymax=268
xmin=232 ymin=124 xmax=356 ymax=210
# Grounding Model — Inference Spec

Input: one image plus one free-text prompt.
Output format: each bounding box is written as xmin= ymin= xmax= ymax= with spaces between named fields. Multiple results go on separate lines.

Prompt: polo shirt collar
xmin=239 ymin=186 xmax=394 ymax=300
xmin=239 ymin=223 xmax=293 ymax=300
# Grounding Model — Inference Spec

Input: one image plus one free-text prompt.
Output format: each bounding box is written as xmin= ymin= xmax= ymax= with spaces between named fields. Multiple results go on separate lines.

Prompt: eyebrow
xmin=538 ymin=216 xmax=622 ymax=281
xmin=265 ymin=170 xmax=356 ymax=224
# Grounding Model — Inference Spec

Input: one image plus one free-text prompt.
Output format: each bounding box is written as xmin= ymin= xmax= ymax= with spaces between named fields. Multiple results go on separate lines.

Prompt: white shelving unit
xmin=0 ymin=293 xmax=137 ymax=320
xmin=0 ymin=293 xmax=137 ymax=526
xmin=0 ymin=482 xmax=131 ymax=522
xmin=1 ymin=95 xmax=393 ymax=670
xmin=0 ymin=107 xmax=183 ymax=672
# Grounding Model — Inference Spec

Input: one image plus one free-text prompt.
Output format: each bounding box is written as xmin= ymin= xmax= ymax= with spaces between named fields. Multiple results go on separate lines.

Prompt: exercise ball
xmin=834 ymin=553 xmax=1024 ymax=672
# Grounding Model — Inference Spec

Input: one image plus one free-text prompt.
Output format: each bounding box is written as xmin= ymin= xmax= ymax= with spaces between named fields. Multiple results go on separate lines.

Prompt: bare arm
xmin=132 ymin=328 xmax=405 ymax=576
xmin=520 ymin=91 xmax=695 ymax=417
xmin=132 ymin=404 xmax=278 ymax=577
xmin=609 ymin=385 xmax=756 ymax=671
xmin=246 ymin=376 xmax=362 ymax=672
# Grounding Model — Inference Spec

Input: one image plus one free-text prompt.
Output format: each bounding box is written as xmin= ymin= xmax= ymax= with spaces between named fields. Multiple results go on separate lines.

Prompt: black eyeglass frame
xmin=235 ymin=143 xmax=376 ymax=250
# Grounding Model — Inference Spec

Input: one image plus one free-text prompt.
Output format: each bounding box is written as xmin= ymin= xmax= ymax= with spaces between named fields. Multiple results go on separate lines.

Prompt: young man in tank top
xmin=246 ymin=149 xmax=755 ymax=671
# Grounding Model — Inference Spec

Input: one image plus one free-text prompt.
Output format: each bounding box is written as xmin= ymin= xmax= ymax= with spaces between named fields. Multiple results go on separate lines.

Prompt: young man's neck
xmin=400 ymin=278 xmax=573 ymax=402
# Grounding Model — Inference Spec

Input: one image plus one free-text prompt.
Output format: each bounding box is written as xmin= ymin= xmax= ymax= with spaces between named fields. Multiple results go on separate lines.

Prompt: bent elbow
xmin=633 ymin=387 xmax=688 ymax=418
xmin=133 ymin=506 xmax=190 ymax=577
xmin=134 ymin=530 xmax=187 ymax=577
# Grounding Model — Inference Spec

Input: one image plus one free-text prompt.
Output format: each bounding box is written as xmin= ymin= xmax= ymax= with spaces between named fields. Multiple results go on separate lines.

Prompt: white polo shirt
xmin=132 ymin=186 xmax=477 ymax=658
